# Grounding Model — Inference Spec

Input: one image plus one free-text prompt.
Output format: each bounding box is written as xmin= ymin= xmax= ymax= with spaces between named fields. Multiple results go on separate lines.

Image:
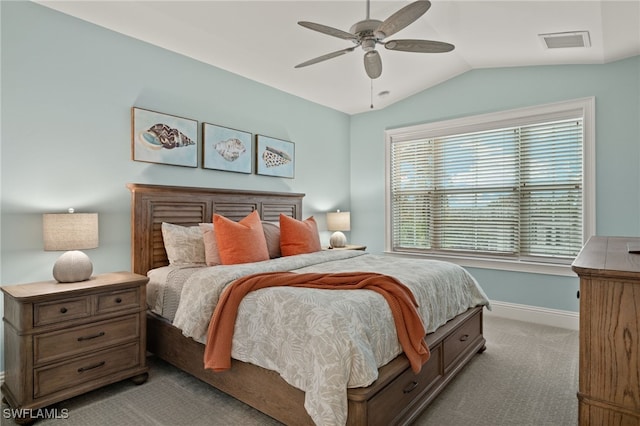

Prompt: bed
xmin=128 ymin=183 xmax=489 ymax=426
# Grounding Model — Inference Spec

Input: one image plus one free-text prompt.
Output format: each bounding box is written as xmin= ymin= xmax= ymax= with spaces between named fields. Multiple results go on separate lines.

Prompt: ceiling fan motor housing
xmin=350 ymin=19 xmax=383 ymax=51
xmin=350 ymin=19 xmax=383 ymax=36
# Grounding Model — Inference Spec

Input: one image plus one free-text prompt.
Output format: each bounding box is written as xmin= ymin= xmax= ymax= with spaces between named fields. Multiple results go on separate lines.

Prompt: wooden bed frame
xmin=128 ymin=183 xmax=486 ymax=425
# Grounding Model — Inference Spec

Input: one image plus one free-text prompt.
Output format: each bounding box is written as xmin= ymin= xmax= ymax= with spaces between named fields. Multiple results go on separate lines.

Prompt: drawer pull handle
xmin=459 ymin=334 xmax=469 ymax=342
xmin=77 ymin=361 xmax=105 ymax=373
xmin=77 ymin=331 xmax=105 ymax=341
xmin=403 ymin=381 xmax=419 ymax=394
xmin=60 ymin=307 xmax=68 ymax=314
xmin=115 ymin=297 xmax=122 ymax=303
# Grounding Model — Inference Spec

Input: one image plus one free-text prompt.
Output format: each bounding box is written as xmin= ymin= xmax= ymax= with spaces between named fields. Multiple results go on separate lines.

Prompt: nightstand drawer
xmin=34 ymin=296 xmax=91 ymax=327
xmin=34 ymin=342 xmax=140 ymax=399
xmin=97 ymin=288 xmax=140 ymax=314
xmin=34 ymin=315 xmax=140 ymax=365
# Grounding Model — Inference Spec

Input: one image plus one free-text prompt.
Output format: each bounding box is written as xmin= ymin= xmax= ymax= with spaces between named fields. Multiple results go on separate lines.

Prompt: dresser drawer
xmin=443 ymin=310 xmax=481 ymax=371
xmin=369 ymin=345 xmax=442 ymax=425
xmin=34 ymin=296 xmax=91 ymax=327
xmin=34 ymin=315 xmax=140 ymax=365
xmin=96 ymin=288 xmax=140 ymax=314
xmin=33 ymin=342 xmax=141 ymax=399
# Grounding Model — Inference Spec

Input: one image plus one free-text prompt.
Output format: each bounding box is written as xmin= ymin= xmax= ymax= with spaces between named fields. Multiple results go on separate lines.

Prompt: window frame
xmin=384 ymin=97 xmax=596 ymax=276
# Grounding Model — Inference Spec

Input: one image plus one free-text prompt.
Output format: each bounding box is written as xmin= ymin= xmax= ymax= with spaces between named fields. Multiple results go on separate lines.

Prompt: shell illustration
xmin=262 ymin=146 xmax=291 ymax=168
xmin=139 ymin=123 xmax=195 ymax=150
xmin=214 ymin=138 xmax=246 ymax=162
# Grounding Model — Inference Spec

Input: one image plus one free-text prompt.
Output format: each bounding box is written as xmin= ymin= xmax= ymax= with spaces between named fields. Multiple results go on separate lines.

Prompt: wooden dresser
xmin=572 ymin=236 xmax=640 ymax=425
xmin=1 ymin=272 xmax=149 ymax=423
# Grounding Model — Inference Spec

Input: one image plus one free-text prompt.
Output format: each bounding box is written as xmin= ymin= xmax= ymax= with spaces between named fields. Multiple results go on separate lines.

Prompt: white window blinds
xmin=519 ymin=119 xmax=583 ymax=259
xmin=390 ymin=116 xmax=584 ymax=263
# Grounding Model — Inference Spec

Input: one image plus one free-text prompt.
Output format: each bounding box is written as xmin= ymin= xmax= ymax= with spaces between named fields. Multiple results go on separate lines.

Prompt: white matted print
xmin=202 ymin=123 xmax=252 ymax=173
xmin=131 ymin=107 xmax=198 ymax=167
xmin=256 ymin=135 xmax=294 ymax=178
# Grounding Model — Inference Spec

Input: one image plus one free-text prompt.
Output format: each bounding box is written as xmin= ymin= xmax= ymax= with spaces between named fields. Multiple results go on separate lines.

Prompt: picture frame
xmin=202 ymin=123 xmax=252 ymax=174
xmin=256 ymin=135 xmax=295 ymax=178
xmin=131 ymin=107 xmax=198 ymax=167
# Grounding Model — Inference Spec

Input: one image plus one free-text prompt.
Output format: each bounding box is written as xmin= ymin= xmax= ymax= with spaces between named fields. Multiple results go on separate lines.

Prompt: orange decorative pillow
xmin=214 ymin=211 xmax=269 ymax=265
xmin=279 ymin=214 xmax=322 ymax=256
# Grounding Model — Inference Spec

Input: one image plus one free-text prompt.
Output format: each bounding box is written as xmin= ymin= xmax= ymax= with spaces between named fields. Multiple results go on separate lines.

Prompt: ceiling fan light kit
xmin=295 ymin=0 xmax=455 ymax=80
xmin=364 ymin=50 xmax=382 ymax=79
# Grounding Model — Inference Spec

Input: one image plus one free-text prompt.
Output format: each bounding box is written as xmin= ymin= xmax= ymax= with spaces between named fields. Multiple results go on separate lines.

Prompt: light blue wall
xmin=350 ymin=56 xmax=640 ymax=312
xmin=0 ymin=1 xmax=352 ymax=368
xmin=1 ymin=1 xmax=351 ymax=288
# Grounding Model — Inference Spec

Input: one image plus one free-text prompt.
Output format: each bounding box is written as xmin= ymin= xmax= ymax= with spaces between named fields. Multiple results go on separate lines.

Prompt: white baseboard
xmin=485 ymin=300 xmax=579 ymax=331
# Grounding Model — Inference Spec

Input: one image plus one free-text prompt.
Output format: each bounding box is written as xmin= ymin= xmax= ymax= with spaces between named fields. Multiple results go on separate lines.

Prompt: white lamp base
xmin=53 ymin=250 xmax=93 ymax=283
xmin=329 ymin=231 xmax=347 ymax=248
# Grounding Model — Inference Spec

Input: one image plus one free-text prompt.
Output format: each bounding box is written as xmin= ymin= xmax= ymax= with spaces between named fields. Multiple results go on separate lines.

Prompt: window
xmin=385 ymin=98 xmax=595 ymax=275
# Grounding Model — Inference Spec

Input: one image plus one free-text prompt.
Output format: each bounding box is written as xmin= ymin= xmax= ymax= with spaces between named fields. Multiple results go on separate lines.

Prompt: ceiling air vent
xmin=539 ymin=31 xmax=591 ymax=49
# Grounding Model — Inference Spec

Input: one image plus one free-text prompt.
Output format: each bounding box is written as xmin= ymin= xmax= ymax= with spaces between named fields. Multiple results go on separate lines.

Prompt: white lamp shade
xmin=326 ymin=211 xmax=350 ymax=231
xmin=43 ymin=212 xmax=99 ymax=251
xmin=43 ymin=211 xmax=98 ymax=283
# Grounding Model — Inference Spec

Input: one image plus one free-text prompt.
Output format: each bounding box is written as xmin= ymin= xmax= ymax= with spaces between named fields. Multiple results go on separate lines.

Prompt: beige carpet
xmin=414 ymin=315 xmax=579 ymax=426
xmin=2 ymin=315 xmax=578 ymax=425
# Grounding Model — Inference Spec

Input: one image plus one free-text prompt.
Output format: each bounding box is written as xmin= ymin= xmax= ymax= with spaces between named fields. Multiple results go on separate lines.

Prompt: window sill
xmin=383 ymin=251 xmax=576 ymax=277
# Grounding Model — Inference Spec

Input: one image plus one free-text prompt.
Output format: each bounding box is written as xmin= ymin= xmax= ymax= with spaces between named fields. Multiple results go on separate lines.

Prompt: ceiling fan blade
xmin=385 ymin=39 xmax=455 ymax=53
xmin=295 ymin=46 xmax=356 ymax=68
xmin=374 ymin=0 xmax=431 ymax=39
xmin=364 ymin=50 xmax=382 ymax=79
xmin=298 ymin=21 xmax=357 ymax=41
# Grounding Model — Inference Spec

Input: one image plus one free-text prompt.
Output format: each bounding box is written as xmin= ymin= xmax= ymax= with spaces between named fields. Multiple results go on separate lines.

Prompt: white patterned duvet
xmin=146 ymin=250 xmax=489 ymax=426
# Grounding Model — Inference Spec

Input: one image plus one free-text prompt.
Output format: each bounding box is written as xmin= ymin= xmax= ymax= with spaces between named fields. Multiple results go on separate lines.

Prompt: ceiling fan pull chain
xmin=370 ymin=79 xmax=374 ymax=109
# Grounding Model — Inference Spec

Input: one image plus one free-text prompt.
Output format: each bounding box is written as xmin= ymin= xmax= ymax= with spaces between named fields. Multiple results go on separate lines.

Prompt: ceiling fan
xmin=294 ymin=0 xmax=454 ymax=79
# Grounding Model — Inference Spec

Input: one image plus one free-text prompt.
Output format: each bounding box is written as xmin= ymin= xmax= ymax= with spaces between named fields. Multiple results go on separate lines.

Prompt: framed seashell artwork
xmin=131 ymin=107 xmax=198 ymax=167
xmin=256 ymin=135 xmax=295 ymax=179
xmin=202 ymin=123 xmax=253 ymax=174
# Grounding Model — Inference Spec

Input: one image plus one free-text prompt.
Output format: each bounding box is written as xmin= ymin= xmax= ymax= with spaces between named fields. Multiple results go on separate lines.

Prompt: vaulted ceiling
xmin=36 ymin=1 xmax=640 ymax=114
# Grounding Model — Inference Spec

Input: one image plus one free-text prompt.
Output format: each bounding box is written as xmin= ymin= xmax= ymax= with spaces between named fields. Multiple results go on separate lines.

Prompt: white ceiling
xmin=35 ymin=0 xmax=640 ymax=114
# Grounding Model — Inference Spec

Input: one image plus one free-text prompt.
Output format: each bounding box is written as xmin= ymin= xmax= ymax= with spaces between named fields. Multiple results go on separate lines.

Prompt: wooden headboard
xmin=127 ymin=183 xmax=304 ymax=275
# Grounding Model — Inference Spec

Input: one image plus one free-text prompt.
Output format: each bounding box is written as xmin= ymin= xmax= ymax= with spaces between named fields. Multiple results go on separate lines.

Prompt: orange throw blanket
xmin=203 ymin=271 xmax=430 ymax=374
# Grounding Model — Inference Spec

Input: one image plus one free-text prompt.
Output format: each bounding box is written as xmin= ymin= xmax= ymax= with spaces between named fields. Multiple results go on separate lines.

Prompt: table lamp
xmin=43 ymin=209 xmax=99 ymax=283
xmin=326 ymin=210 xmax=350 ymax=248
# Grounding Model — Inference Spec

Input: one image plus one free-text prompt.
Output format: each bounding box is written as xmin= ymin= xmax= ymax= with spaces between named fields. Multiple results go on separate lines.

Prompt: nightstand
xmin=325 ymin=244 xmax=367 ymax=251
xmin=1 ymin=272 xmax=149 ymax=424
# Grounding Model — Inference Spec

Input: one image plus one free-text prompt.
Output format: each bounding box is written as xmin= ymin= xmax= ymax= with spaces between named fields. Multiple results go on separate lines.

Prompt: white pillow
xmin=199 ymin=223 xmax=222 ymax=266
xmin=161 ymin=222 xmax=206 ymax=265
xmin=262 ymin=221 xmax=281 ymax=259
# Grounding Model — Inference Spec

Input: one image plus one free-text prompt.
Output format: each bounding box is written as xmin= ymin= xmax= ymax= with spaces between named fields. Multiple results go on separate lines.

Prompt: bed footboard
xmin=348 ymin=306 xmax=484 ymax=425
xmin=147 ymin=312 xmax=313 ymax=425
xmin=147 ymin=306 xmax=485 ymax=426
